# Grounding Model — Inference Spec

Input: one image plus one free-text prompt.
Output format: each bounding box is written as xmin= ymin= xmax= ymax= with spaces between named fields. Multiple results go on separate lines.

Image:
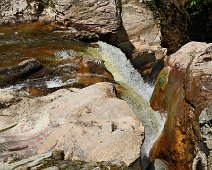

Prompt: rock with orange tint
xmin=0 ymin=82 xmax=144 ymax=169
xmin=149 ymin=42 xmax=212 ymax=169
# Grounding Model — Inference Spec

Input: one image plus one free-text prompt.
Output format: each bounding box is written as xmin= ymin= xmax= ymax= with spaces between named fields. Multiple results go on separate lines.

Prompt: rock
xmin=0 ymin=58 xmax=43 ymax=87
xmin=0 ymin=82 xmax=144 ymax=168
xmin=0 ymin=0 xmax=121 ymax=35
xmin=195 ymin=105 xmax=212 ymax=170
xmin=28 ymin=57 xmax=115 ymax=96
xmin=149 ymin=42 xmax=212 ymax=169
xmin=148 ymin=159 xmax=169 ymax=170
xmin=0 ymin=93 xmax=18 ymax=109
xmin=120 ymin=1 xmax=165 ymax=82
xmin=122 ymin=1 xmax=161 ymax=48
xmin=0 ymin=150 xmax=129 ymax=169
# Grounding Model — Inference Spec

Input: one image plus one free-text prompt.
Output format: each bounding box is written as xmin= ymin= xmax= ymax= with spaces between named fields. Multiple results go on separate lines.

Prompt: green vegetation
xmin=189 ymin=0 xmax=207 ymax=15
xmin=190 ymin=0 xmax=202 ymax=7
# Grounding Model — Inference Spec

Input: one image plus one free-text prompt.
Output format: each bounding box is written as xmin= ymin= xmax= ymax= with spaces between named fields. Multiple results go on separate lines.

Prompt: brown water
xmin=0 ymin=23 xmax=90 ymax=68
xmin=0 ymin=23 xmax=101 ymax=96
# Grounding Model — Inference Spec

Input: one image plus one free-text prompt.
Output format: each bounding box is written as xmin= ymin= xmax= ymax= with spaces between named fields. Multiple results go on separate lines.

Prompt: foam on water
xmin=0 ymin=84 xmax=24 ymax=93
xmin=97 ymin=41 xmax=153 ymax=101
xmin=46 ymin=77 xmax=75 ymax=89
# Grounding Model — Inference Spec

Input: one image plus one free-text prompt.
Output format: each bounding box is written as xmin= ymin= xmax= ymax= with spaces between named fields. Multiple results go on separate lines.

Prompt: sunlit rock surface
xmin=150 ymin=42 xmax=212 ymax=169
xmin=121 ymin=1 xmax=165 ymax=82
xmin=0 ymin=82 xmax=144 ymax=168
xmin=0 ymin=0 xmax=121 ymax=35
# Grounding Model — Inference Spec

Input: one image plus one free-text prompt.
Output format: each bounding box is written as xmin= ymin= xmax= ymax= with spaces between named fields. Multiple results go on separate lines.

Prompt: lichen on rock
xmin=149 ymin=42 xmax=212 ymax=169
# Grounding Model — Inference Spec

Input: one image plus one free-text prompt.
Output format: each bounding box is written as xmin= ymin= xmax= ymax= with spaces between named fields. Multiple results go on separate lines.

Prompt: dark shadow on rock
xmin=151 ymin=0 xmax=212 ymax=54
xmin=0 ymin=58 xmax=43 ymax=88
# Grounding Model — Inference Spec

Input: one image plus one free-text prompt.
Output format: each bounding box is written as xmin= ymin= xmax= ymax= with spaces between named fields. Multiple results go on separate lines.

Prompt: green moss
xmin=157 ymin=69 xmax=169 ymax=90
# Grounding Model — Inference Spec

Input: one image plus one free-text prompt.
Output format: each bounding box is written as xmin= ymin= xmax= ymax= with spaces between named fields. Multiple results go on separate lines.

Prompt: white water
xmin=87 ymin=41 xmax=165 ymax=168
xmin=46 ymin=77 xmax=75 ymax=89
xmin=96 ymin=41 xmax=153 ymax=101
xmin=0 ymin=84 xmax=24 ymax=93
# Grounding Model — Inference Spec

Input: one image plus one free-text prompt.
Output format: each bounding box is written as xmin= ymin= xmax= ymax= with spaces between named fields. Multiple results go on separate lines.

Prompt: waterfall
xmin=86 ymin=41 xmax=165 ymax=168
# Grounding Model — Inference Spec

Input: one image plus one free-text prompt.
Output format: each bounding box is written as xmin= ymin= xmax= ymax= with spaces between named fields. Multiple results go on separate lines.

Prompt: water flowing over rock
xmin=150 ymin=42 xmax=212 ymax=169
xmin=0 ymin=0 xmax=165 ymax=82
xmin=86 ymin=41 xmax=165 ymax=169
xmin=0 ymin=82 xmax=144 ymax=169
xmin=0 ymin=57 xmax=115 ymax=96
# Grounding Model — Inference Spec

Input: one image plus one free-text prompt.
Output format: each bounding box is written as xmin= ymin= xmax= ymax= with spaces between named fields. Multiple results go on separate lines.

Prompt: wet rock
xmin=0 ymin=57 xmax=115 ymax=96
xmin=0 ymin=82 xmax=144 ymax=168
xmin=24 ymin=57 xmax=115 ymax=96
xmin=149 ymin=42 xmax=212 ymax=169
xmin=0 ymin=58 xmax=43 ymax=87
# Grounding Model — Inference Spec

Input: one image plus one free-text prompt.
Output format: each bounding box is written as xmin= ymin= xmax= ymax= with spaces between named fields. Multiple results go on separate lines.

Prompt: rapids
xmin=0 ymin=27 xmax=165 ymax=168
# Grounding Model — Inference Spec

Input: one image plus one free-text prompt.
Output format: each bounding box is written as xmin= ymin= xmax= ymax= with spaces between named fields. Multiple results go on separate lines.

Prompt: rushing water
xmin=0 ymin=26 xmax=164 ymax=168
xmin=85 ymin=42 xmax=165 ymax=168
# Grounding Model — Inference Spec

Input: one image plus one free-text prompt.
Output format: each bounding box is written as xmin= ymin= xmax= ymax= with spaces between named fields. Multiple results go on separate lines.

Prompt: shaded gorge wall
xmin=149 ymin=0 xmax=212 ymax=53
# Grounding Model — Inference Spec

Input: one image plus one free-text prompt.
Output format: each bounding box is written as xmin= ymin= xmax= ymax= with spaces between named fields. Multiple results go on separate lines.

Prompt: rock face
xmin=120 ymin=0 xmax=164 ymax=82
xmin=0 ymin=82 xmax=144 ymax=168
xmin=122 ymin=1 xmax=161 ymax=53
xmin=198 ymin=105 xmax=212 ymax=170
xmin=149 ymin=42 xmax=212 ymax=169
xmin=0 ymin=0 xmax=121 ymax=34
xmin=153 ymin=0 xmax=212 ymax=53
